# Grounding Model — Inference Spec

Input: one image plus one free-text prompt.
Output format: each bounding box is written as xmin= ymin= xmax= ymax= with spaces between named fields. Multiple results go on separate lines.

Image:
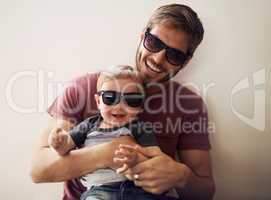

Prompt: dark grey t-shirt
xmin=69 ymin=113 xmax=157 ymax=148
xmin=69 ymin=113 xmax=157 ymax=188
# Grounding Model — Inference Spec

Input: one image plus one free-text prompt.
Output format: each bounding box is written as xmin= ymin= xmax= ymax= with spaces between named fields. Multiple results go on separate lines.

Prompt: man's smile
xmin=145 ymin=60 xmax=164 ymax=74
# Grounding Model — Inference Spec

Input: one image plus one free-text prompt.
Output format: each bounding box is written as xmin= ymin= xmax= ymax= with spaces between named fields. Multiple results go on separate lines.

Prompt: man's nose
xmin=152 ymin=49 xmax=166 ymax=65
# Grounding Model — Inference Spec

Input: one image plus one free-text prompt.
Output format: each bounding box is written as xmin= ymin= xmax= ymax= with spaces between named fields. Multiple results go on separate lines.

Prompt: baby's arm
xmin=114 ymin=144 xmax=161 ymax=175
xmin=48 ymin=127 xmax=76 ymax=156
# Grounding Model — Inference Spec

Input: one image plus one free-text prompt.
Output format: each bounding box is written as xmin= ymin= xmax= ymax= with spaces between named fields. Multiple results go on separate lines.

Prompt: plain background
xmin=1 ymin=0 xmax=270 ymax=199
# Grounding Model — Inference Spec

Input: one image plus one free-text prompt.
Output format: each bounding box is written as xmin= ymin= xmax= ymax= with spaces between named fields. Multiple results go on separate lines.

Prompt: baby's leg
xmin=80 ymin=186 xmax=119 ymax=200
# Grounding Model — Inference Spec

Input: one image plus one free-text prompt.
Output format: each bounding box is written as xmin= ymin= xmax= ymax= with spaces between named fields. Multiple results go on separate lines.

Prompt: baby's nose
xmin=113 ymin=100 xmax=126 ymax=111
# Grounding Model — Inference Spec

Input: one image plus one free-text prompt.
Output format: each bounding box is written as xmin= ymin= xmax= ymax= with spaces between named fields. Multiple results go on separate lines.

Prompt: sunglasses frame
xmin=143 ymin=28 xmax=189 ymax=66
xmin=97 ymin=90 xmax=145 ymax=108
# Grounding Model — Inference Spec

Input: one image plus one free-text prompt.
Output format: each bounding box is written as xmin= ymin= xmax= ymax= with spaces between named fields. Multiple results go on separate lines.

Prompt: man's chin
xmin=141 ymin=69 xmax=163 ymax=83
xmin=137 ymin=63 xmax=166 ymax=83
xmin=144 ymin=73 xmax=167 ymax=84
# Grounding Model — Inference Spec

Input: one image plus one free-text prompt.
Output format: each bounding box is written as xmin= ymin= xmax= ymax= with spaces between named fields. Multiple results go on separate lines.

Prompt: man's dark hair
xmin=146 ymin=4 xmax=204 ymax=57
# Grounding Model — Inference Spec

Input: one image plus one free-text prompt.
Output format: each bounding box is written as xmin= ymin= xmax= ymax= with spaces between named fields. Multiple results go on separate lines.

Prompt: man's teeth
xmin=147 ymin=62 xmax=162 ymax=73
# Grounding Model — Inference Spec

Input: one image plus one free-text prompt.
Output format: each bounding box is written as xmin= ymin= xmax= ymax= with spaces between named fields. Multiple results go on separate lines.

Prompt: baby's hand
xmin=48 ymin=127 xmax=69 ymax=155
xmin=113 ymin=144 xmax=140 ymax=175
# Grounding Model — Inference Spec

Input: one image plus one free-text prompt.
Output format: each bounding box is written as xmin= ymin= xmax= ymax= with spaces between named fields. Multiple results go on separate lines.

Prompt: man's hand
xmin=113 ymin=144 xmax=150 ymax=180
xmin=126 ymin=146 xmax=191 ymax=195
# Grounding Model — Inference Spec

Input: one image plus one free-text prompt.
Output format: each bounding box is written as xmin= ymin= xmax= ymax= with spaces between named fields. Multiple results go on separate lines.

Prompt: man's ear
xmin=94 ymin=94 xmax=100 ymax=108
xmin=183 ymin=55 xmax=193 ymax=68
xmin=140 ymin=27 xmax=147 ymax=40
xmin=140 ymin=32 xmax=144 ymax=40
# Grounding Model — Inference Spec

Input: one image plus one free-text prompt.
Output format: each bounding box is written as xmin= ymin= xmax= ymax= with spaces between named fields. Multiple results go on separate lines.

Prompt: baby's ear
xmin=94 ymin=94 xmax=100 ymax=107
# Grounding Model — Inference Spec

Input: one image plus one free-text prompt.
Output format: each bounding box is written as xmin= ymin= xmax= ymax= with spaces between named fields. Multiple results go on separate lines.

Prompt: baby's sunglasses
xmin=97 ymin=90 xmax=145 ymax=108
xmin=143 ymin=28 xmax=189 ymax=66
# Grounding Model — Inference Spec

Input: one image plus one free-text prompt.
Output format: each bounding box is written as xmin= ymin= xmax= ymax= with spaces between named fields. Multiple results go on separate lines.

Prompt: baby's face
xmin=96 ymin=78 xmax=144 ymax=127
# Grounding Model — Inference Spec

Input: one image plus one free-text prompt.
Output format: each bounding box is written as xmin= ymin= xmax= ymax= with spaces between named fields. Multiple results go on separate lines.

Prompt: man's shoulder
xmin=168 ymin=80 xmax=199 ymax=96
xmin=62 ymin=72 xmax=100 ymax=104
xmin=70 ymin=72 xmax=100 ymax=88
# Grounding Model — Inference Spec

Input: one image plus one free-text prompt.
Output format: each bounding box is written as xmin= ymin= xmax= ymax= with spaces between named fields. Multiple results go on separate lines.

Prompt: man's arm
xmin=176 ymin=149 xmax=215 ymax=200
xmin=113 ymin=145 xmax=159 ymax=175
xmin=30 ymin=115 xmax=136 ymax=183
xmin=126 ymin=147 xmax=215 ymax=199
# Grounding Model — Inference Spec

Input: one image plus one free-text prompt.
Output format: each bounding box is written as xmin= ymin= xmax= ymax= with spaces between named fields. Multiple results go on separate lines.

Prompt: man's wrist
xmin=94 ymin=142 xmax=114 ymax=169
xmin=175 ymin=162 xmax=192 ymax=189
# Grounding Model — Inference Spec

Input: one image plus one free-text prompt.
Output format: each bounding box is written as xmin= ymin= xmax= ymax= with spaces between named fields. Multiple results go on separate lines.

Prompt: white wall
xmin=1 ymin=0 xmax=270 ymax=199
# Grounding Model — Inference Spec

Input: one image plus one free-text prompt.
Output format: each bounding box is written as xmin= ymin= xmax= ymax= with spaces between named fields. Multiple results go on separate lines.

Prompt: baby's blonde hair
xmin=97 ymin=65 xmax=144 ymax=92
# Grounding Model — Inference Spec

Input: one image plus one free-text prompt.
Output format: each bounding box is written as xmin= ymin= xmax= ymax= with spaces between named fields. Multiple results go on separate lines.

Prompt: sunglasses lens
xmin=167 ymin=48 xmax=187 ymax=66
xmin=124 ymin=93 xmax=144 ymax=107
xmin=99 ymin=91 xmax=144 ymax=108
xmin=144 ymin=33 xmax=163 ymax=53
xmin=101 ymin=91 xmax=118 ymax=106
xmin=144 ymin=30 xmax=187 ymax=66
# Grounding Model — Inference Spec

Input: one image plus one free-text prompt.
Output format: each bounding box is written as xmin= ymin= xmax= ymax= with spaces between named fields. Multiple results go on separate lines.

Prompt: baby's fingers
xmin=113 ymin=157 xmax=128 ymax=165
xmin=118 ymin=144 xmax=138 ymax=153
xmin=115 ymin=148 xmax=131 ymax=158
xmin=116 ymin=164 xmax=129 ymax=174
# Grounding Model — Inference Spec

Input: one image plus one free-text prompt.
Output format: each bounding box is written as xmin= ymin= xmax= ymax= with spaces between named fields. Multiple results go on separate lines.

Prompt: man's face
xmin=136 ymin=23 xmax=190 ymax=83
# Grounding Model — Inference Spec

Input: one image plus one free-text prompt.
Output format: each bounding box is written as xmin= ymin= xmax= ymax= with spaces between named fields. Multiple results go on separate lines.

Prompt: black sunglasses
xmin=97 ymin=90 xmax=145 ymax=108
xmin=143 ymin=28 xmax=189 ymax=66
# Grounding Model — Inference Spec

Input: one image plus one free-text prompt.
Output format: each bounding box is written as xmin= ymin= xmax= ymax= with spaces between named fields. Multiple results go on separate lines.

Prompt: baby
xmin=48 ymin=65 xmax=165 ymax=200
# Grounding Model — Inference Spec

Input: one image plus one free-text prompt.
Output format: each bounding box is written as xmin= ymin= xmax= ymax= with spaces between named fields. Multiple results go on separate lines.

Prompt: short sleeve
xmin=69 ymin=114 xmax=100 ymax=147
xmin=128 ymin=121 xmax=158 ymax=147
xmin=47 ymin=73 xmax=99 ymax=124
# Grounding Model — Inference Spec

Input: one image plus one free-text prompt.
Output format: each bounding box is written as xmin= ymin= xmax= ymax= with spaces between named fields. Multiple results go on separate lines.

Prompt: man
xmin=30 ymin=4 xmax=215 ymax=200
